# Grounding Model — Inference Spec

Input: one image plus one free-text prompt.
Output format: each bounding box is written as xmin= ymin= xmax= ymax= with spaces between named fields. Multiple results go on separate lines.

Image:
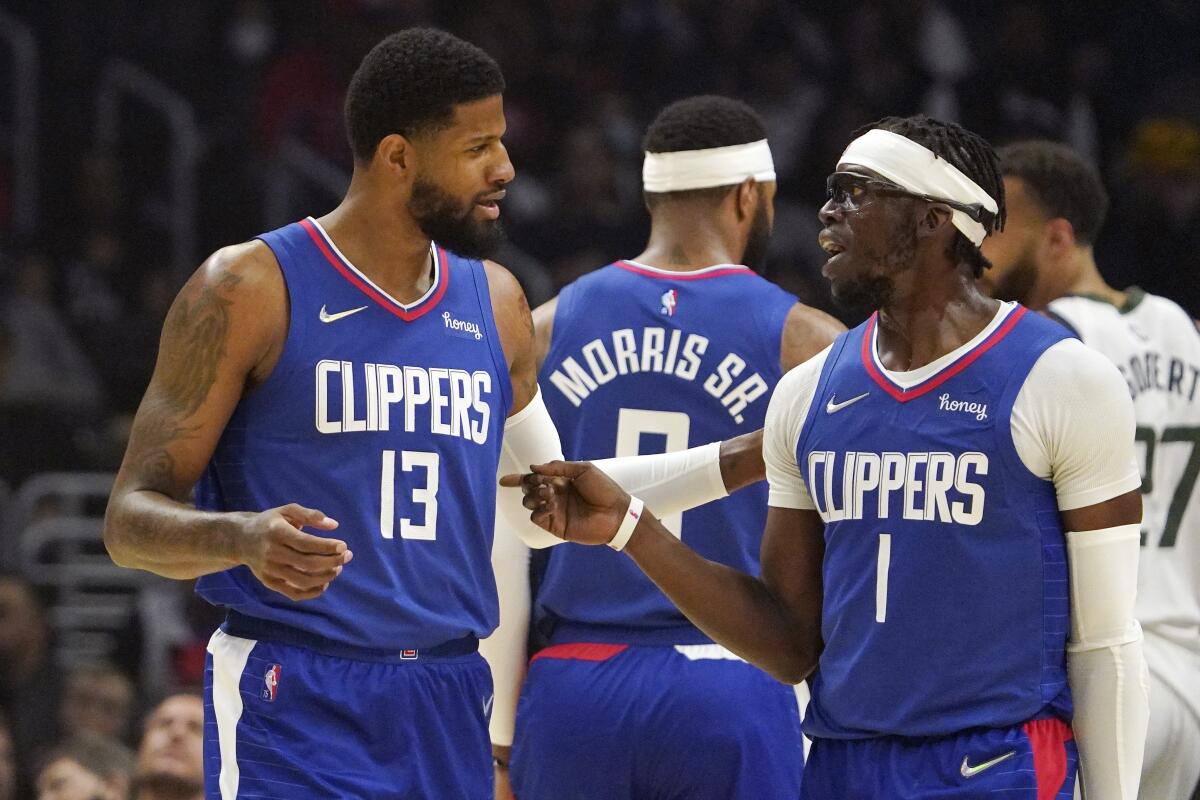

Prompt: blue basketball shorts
xmin=800 ymin=718 xmax=1077 ymax=800
xmin=203 ymin=624 xmax=493 ymax=799
xmin=511 ymin=642 xmax=804 ymax=800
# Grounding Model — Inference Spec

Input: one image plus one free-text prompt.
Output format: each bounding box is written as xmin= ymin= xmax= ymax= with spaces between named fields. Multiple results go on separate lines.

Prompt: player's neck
xmin=875 ymin=269 xmax=1001 ymax=372
xmin=634 ymin=228 xmax=741 ymax=272
xmin=315 ymin=191 xmax=436 ymax=304
xmin=1060 ymin=248 xmax=1124 ymax=308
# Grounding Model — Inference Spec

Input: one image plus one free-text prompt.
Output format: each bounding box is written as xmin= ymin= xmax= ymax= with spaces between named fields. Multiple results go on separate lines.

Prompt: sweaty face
xmin=408 ymin=94 xmax=514 ymax=259
xmin=979 ymin=177 xmax=1045 ymax=304
xmin=137 ymin=695 xmax=203 ymax=787
xmin=817 ymin=165 xmax=919 ymax=310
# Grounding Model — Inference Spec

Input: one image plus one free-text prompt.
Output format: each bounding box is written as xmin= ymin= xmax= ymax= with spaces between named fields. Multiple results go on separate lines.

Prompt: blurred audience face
xmin=136 ymin=695 xmax=204 ymax=793
xmin=0 ymin=575 xmax=48 ymax=681
xmin=0 ymin=720 xmax=15 ymax=800
xmin=36 ymin=756 xmax=125 ymax=800
xmin=60 ymin=667 xmax=135 ymax=742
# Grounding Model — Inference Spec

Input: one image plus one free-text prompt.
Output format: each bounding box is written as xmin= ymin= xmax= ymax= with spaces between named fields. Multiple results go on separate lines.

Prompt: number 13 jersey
xmin=195 ymin=218 xmax=512 ymax=650
xmin=536 ymin=260 xmax=798 ymax=644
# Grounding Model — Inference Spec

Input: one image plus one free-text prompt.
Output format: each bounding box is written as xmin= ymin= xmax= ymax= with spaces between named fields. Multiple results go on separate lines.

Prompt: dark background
xmin=0 ymin=0 xmax=1197 ymax=794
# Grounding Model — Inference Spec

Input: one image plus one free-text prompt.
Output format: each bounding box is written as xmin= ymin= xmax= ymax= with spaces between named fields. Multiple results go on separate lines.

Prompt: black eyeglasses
xmin=825 ymin=171 xmax=995 ymax=227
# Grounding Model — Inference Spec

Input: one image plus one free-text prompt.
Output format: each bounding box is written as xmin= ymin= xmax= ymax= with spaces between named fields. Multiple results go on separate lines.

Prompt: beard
xmin=741 ymin=201 xmax=771 ymax=272
xmin=831 ymin=272 xmax=896 ymax=311
xmin=987 ymin=251 xmax=1039 ymax=305
xmin=830 ymin=217 xmax=915 ymax=312
xmin=409 ymin=176 xmax=505 ymax=260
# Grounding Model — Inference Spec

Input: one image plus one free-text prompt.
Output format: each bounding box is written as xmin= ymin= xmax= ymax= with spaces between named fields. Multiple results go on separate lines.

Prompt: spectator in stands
xmin=0 ymin=712 xmax=16 ymax=800
xmin=0 ymin=573 xmax=63 ymax=778
xmin=132 ymin=694 xmax=203 ymax=800
xmin=58 ymin=664 xmax=135 ymax=747
xmin=35 ymin=735 xmax=134 ymax=800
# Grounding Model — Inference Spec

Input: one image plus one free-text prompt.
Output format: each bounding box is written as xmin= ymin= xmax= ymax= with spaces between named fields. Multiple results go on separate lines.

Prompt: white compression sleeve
xmin=1065 ymin=524 xmax=1150 ymax=800
xmin=499 ymin=392 xmax=568 ymax=549
xmin=592 ymin=441 xmax=727 ymax=518
xmin=479 ymin=519 xmax=530 ymax=747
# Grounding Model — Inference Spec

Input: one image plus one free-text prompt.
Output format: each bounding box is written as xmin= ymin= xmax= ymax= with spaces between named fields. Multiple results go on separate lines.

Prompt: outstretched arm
xmin=103 ymin=242 xmax=352 ymax=599
xmin=502 ymin=461 xmax=823 ymax=683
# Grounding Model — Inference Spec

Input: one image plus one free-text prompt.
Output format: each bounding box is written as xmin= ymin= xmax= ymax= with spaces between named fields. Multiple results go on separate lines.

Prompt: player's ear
xmin=916 ymin=204 xmax=954 ymax=240
xmin=376 ymin=133 xmax=414 ymax=178
xmin=1043 ymin=217 xmax=1077 ymax=256
xmin=735 ymin=178 xmax=757 ymax=222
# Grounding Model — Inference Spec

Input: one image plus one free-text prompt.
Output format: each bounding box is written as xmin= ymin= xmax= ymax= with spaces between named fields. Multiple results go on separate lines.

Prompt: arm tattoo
xmin=128 ymin=271 xmax=242 ymax=498
xmin=160 ymin=272 xmax=242 ymax=416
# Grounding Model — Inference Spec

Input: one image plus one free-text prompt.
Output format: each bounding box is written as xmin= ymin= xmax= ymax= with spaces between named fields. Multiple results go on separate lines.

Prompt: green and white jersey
xmin=1049 ymin=288 xmax=1200 ymax=720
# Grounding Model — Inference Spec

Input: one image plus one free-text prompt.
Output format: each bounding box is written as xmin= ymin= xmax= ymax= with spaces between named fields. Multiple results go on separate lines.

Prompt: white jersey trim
xmin=305 ymin=216 xmax=441 ymax=311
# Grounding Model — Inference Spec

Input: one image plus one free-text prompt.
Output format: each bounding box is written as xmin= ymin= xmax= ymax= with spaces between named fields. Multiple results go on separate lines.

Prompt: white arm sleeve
xmin=498 ymin=391 xmax=568 ymax=549
xmin=764 ymin=349 xmax=829 ymax=510
xmin=1010 ymin=339 xmax=1142 ymax=509
xmin=592 ymin=442 xmax=727 ymax=517
xmin=479 ymin=518 xmax=530 ymax=747
xmin=1065 ymin=525 xmax=1150 ymax=800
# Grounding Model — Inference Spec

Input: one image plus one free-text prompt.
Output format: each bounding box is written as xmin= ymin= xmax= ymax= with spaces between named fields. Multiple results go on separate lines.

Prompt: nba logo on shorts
xmin=660 ymin=289 xmax=678 ymax=316
xmin=262 ymin=664 xmax=281 ymax=702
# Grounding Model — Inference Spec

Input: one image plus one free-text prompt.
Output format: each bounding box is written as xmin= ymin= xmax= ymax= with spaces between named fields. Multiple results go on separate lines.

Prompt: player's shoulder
xmin=482 ymin=258 xmax=523 ymax=300
xmin=775 ymin=344 xmax=835 ymax=401
xmin=781 ymin=303 xmax=846 ymax=370
xmin=177 ymin=240 xmax=286 ymax=317
xmin=1028 ymin=337 xmax=1127 ymax=397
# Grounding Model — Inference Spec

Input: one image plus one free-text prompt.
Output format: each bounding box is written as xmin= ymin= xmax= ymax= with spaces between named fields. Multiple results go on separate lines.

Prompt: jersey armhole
xmin=469 ymin=258 xmax=515 ymax=417
xmin=249 ymin=225 xmax=309 ymax=391
xmin=794 ymin=334 xmax=850 ymax=467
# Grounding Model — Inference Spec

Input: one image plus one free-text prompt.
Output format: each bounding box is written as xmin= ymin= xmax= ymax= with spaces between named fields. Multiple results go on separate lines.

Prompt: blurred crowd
xmin=0 ymin=0 xmax=1198 ymax=795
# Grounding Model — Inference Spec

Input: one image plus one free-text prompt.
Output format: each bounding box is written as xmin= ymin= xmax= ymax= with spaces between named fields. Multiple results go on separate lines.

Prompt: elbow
xmin=102 ymin=507 xmax=134 ymax=569
xmin=763 ymin=639 xmax=820 ymax=685
xmin=766 ymin=658 xmax=815 ymax=686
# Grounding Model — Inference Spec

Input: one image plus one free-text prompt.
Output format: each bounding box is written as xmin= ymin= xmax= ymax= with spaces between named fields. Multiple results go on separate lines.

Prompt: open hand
xmin=499 ymin=461 xmax=632 ymax=546
xmin=238 ymin=503 xmax=353 ymax=600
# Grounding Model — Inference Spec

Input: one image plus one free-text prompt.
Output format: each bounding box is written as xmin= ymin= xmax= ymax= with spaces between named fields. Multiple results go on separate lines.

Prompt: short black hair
xmin=997 ymin=140 xmax=1109 ymax=246
xmin=855 ymin=115 xmax=1006 ymax=276
xmin=643 ymin=95 xmax=769 ymax=206
xmin=344 ymin=28 xmax=505 ymax=162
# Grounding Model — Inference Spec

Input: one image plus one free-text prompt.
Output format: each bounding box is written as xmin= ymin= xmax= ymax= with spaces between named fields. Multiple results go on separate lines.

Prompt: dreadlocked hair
xmin=855 ymin=115 xmax=1006 ymax=277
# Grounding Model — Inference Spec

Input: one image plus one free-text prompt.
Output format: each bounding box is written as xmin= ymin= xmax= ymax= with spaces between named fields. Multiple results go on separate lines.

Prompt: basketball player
xmin=102 ymin=29 xmax=735 ymax=797
xmin=981 ymin=140 xmax=1200 ymax=800
xmin=506 ymin=115 xmax=1150 ymax=799
xmin=491 ymin=96 xmax=842 ymax=799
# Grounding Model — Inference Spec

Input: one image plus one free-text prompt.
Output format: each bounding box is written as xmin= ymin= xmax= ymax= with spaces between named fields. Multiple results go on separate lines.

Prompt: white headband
xmin=837 ymin=129 xmax=998 ymax=246
xmin=643 ymin=139 xmax=776 ymax=193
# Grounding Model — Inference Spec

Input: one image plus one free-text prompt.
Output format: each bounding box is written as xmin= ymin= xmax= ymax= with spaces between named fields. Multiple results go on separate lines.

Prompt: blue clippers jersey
xmin=796 ymin=306 xmax=1074 ymax=738
xmin=195 ymin=218 xmax=512 ymax=649
xmin=537 ymin=260 xmax=797 ymax=644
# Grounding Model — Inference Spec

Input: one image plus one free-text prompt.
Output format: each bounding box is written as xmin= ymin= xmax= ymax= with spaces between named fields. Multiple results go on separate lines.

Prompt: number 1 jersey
xmin=536 ymin=260 xmax=798 ymax=644
xmin=195 ymin=218 xmax=512 ymax=650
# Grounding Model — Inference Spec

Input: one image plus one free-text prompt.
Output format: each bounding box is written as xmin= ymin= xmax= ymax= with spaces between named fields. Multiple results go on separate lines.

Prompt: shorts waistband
xmin=222 ymin=611 xmax=479 ymax=663
xmin=548 ymin=620 xmax=715 ymax=647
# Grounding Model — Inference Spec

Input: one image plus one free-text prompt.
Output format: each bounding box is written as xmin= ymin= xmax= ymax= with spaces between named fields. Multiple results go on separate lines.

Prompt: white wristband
xmin=608 ymin=496 xmax=645 ymax=551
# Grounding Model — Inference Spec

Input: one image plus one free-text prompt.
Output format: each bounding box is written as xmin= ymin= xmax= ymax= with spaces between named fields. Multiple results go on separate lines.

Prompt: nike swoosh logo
xmin=826 ymin=392 xmax=869 ymax=414
xmin=960 ymin=750 xmax=1015 ymax=778
xmin=482 ymin=694 xmax=495 ymax=717
xmin=319 ymin=304 xmax=368 ymax=323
